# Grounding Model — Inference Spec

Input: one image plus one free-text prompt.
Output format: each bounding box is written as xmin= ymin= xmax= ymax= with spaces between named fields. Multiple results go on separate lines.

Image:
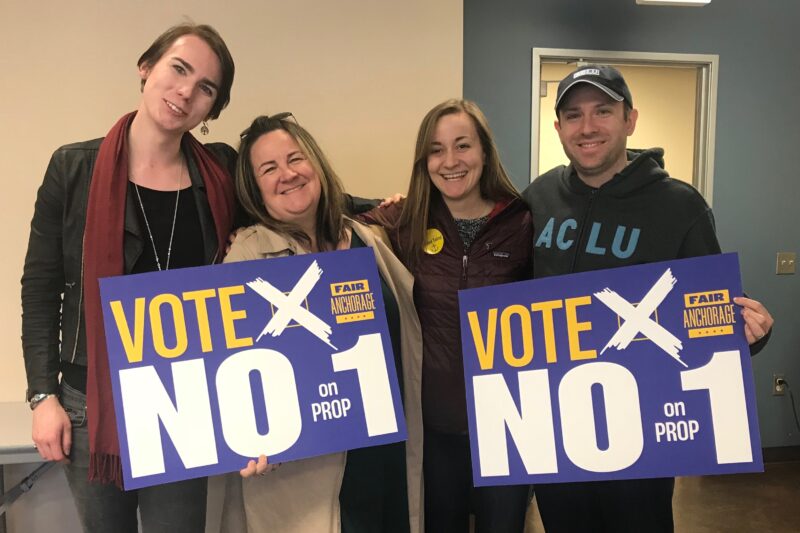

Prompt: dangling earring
xmin=200 ymin=121 xmax=209 ymax=136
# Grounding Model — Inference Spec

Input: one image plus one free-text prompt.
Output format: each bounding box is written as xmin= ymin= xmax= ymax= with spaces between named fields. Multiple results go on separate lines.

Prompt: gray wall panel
xmin=464 ymin=0 xmax=800 ymax=448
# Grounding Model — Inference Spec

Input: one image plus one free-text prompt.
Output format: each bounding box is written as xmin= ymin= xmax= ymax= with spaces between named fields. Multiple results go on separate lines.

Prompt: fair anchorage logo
xmin=100 ymin=248 xmax=406 ymax=489
xmin=459 ymin=253 xmax=761 ymax=486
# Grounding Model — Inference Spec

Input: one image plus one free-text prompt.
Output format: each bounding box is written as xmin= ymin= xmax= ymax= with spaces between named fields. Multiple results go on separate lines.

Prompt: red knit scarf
xmin=82 ymin=112 xmax=234 ymax=487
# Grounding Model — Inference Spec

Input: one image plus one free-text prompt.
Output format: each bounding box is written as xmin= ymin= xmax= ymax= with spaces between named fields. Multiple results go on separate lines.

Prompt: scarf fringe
xmin=88 ymin=452 xmax=124 ymax=489
xmin=83 ymin=112 xmax=233 ymax=491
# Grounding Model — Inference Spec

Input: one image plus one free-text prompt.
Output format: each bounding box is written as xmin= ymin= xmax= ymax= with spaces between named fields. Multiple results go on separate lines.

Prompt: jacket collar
xmin=122 ymin=141 xmax=220 ymax=269
xmin=247 ymin=224 xmax=304 ymax=256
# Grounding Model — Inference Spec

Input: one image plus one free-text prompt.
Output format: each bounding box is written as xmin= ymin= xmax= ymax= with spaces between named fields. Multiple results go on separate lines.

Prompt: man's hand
xmin=31 ymin=395 xmax=71 ymax=462
xmin=240 ymin=454 xmax=279 ymax=478
xmin=379 ymin=193 xmax=405 ymax=208
xmin=226 ymin=227 xmax=246 ymax=255
xmin=734 ymin=296 xmax=774 ymax=345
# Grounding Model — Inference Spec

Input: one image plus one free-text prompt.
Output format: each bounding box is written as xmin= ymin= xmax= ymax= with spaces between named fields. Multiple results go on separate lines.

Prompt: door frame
xmin=531 ymin=48 xmax=719 ymax=205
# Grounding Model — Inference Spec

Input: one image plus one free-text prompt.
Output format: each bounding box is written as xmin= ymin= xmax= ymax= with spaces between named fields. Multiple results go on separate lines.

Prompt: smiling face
xmin=555 ymin=84 xmax=638 ymax=187
xmin=137 ymin=34 xmax=221 ymax=134
xmin=250 ymin=129 xmax=322 ymax=231
xmin=426 ymin=112 xmax=486 ymax=209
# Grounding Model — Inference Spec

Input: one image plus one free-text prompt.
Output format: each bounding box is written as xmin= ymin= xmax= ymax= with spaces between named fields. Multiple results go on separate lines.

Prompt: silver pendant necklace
xmin=132 ymin=159 xmax=184 ymax=271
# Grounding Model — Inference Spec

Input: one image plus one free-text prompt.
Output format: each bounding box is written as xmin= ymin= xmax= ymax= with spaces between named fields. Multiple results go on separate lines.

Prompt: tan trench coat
xmin=220 ymin=218 xmax=424 ymax=533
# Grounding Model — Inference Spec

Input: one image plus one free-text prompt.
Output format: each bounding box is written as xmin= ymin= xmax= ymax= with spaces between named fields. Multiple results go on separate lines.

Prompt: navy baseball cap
xmin=555 ymin=64 xmax=633 ymax=112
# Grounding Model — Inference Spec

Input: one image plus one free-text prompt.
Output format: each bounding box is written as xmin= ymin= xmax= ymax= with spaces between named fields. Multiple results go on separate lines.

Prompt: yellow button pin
xmin=424 ymin=228 xmax=444 ymax=255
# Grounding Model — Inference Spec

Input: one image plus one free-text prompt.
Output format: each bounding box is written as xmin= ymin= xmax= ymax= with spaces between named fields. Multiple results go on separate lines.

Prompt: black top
xmin=349 ymin=231 xmax=404 ymax=396
xmin=131 ymin=183 xmax=204 ymax=273
xmin=62 ymin=183 xmax=204 ymax=393
xmin=339 ymin=230 xmax=409 ymax=532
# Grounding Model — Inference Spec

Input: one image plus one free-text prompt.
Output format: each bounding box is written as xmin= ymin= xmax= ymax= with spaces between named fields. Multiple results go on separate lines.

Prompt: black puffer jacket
xmin=20 ymin=137 xmax=236 ymax=400
xmin=364 ymin=194 xmax=533 ymax=433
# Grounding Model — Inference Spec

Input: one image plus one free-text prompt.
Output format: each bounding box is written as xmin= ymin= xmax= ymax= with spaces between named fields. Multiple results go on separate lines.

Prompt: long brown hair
xmin=397 ymin=99 xmax=519 ymax=267
xmin=236 ymin=115 xmax=347 ymax=251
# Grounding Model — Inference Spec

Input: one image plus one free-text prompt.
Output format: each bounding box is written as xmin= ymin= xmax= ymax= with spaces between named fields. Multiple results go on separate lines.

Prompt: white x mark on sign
xmin=246 ymin=260 xmax=336 ymax=349
xmin=594 ymin=268 xmax=686 ymax=367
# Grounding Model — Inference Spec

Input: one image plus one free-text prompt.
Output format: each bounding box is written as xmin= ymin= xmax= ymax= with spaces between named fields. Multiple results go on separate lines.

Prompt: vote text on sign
xmin=459 ymin=253 xmax=762 ymax=486
xmin=99 ymin=247 xmax=406 ymax=490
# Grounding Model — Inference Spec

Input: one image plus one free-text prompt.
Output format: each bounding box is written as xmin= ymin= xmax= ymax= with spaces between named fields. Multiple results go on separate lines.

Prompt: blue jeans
xmin=60 ymin=382 xmax=207 ymax=533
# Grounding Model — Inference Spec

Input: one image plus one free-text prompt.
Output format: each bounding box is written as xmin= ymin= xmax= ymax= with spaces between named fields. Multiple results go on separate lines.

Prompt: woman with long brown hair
xmin=361 ymin=98 xmax=533 ymax=532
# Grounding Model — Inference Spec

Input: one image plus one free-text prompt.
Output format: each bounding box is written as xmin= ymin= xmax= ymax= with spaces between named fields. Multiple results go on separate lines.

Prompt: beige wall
xmin=0 ymin=0 xmax=462 ymax=405
xmin=538 ymin=63 xmax=697 ymax=183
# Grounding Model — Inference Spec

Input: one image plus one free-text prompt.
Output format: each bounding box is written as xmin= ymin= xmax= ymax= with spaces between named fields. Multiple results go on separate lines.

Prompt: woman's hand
xmin=734 ymin=296 xmax=774 ymax=345
xmin=240 ymin=454 xmax=280 ymax=478
xmin=31 ymin=395 xmax=72 ymax=462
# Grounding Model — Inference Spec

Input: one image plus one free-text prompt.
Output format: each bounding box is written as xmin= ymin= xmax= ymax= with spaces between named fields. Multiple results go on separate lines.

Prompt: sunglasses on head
xmin=240 ymin=112 xmax=298 ymax=140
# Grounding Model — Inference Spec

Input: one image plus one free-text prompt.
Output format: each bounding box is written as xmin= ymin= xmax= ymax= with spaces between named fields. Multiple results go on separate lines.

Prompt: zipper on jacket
xmin=452 ymin=198 xmax=518 ymax=285
xmin=72 ymin=233 xmax=87 ymax=363
xmin=570 ymin=188 xmax=598 ymax=274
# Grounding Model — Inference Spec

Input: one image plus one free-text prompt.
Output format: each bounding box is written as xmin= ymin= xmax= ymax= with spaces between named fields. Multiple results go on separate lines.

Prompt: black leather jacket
xmin=21 ymin=137 xmax=237 ymax=400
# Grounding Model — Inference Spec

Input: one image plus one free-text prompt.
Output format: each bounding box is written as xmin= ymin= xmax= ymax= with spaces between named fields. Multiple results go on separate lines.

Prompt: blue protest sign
xmin=459 ymin=253 xmax=762 ymax=486
xmin=99 ymin=247 xmax=406 ymax=490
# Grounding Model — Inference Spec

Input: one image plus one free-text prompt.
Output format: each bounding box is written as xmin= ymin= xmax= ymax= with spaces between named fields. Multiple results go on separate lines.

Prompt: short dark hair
xmin=555 ymin=99 xmax=633 ymax=123
xmin=137 ymin=23 xmax=234 ymax=120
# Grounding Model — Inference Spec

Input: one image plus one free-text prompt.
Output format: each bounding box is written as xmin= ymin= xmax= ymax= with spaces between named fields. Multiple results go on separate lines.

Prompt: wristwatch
xmin=29 ymin=393 xmax=56 ymax=411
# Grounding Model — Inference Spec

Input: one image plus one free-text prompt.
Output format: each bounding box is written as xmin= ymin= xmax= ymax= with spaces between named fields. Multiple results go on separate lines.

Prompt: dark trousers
xmin=339 ymin=441 xmax=410 ymax=533
xmin=535 ymin=477 xmax=675 ymax=533
xmin=60 ymin=382 xmax=207 ymax=533
xmin=424 ymin=430 xmax=530 ymax=533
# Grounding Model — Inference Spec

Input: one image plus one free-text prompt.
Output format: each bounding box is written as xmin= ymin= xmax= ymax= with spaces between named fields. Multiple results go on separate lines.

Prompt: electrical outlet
xmin=776 ymin=252 xmax=796 ymax=275
xmin=773 ymin=374 xmax=786 ymax=396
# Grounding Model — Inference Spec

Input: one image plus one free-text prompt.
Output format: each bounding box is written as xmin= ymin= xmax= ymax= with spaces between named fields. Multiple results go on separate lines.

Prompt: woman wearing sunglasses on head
xmin=21 ymin=23 xmax=237 ymax=533
xmin=221 ymin=113 xmax=424 ymax=533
